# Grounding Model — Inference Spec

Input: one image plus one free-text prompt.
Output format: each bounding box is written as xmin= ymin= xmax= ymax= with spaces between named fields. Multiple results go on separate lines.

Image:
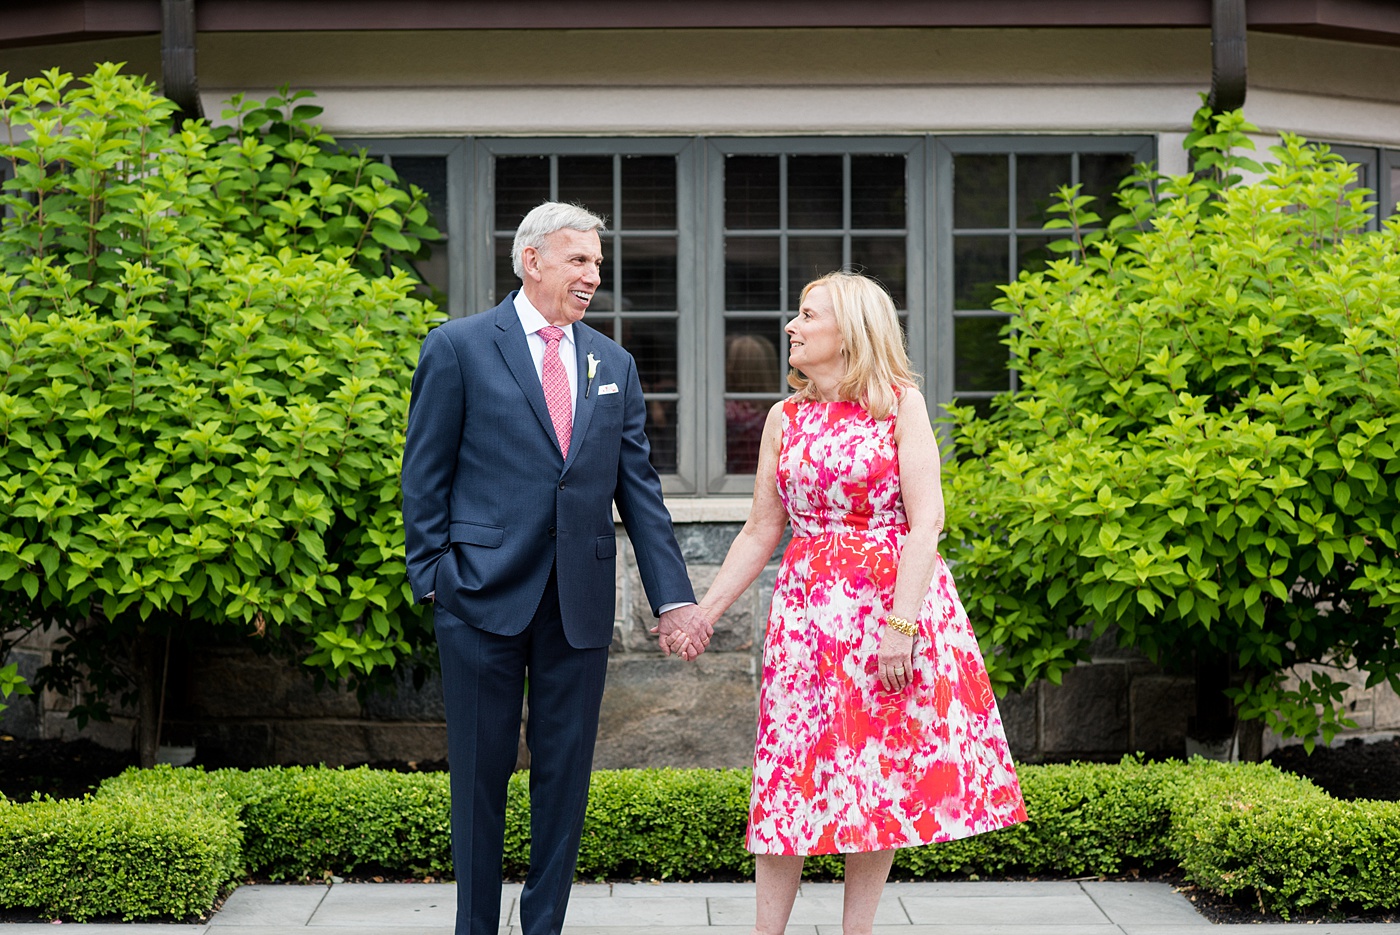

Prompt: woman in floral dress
xmin=697 ymin=272 xmax=1027 ymax=935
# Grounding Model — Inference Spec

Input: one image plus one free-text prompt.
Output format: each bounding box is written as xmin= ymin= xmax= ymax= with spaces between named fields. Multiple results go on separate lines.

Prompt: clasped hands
xmin=651 ymin=604 xmax=713 ymax=662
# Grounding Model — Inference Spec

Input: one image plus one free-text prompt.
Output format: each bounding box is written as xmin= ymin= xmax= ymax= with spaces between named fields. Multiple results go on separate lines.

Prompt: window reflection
xmin=725 ymin=332 xmax=782 ymax=474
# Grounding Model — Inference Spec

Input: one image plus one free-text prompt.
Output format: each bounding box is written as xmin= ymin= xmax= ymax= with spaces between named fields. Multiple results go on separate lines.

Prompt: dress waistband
xmin=790 ymin=523 xmax=908 ymax=540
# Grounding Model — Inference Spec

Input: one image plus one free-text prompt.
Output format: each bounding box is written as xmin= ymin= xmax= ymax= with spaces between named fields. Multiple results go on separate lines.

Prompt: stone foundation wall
xmin=3 ymin=520 xmax=1396 ymax=764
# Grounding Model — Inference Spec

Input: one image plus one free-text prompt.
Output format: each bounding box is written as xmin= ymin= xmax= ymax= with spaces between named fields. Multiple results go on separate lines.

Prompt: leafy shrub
xmin=0 ymin=64 xmax=440 ymax=761
xmin=893 ymin=757 xmax=1178 ymax=879
xmin=572 ymin=768 xmax=753 ymax=879
xmin=104 ymin=764 xmax=453 ymax=881
xmin=943 ymin=110 xmax=1400 ymax=748
xmin=1169 ymin=759 xmax=1400 ymax=916
xmin=0 ymin=767 xmax=241 ymax=921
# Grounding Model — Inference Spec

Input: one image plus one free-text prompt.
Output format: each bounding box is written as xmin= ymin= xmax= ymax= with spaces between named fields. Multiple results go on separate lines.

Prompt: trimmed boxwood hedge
xmin=0 ymin=773 xmax=242 ymax=921
xmin=2 ymin=758 xmax=1397 ymax=921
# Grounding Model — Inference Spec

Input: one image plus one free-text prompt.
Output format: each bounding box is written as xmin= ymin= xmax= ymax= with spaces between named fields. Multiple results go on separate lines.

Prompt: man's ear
xmin=521 ymin=246 xmax=543 ymax=282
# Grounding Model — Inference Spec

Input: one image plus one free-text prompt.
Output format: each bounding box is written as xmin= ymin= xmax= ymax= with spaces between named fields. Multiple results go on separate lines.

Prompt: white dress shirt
xmin=514 ymin=291 xmax=578 ymax=419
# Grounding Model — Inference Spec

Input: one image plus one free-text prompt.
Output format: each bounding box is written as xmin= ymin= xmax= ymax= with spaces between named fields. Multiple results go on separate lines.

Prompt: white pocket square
xmin=597 ymin=383 xmax=619 ymax=395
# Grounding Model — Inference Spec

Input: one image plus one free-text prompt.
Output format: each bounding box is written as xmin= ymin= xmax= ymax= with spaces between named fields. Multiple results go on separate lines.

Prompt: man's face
xmin=522 ymin=228 xmax=603 ymax=326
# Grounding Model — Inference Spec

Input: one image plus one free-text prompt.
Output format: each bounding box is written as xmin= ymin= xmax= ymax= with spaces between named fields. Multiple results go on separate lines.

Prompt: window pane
xmin=851 ymin=155 xmax=905 ymax=229
xmin=495 ymin=237 xmax=515 ymax=303
xmin=726 ymin=400 xmax=773 ymax=475
xmin=1017 ymin=154 xmax=1070 ymax=229
xmin=1080 ymin=152 xmax=1137 ymax=221
xmin=1390 ymin=165 xmax=1400 ymax=217
xmin=558 ymin=155 xmax=614 ymax=222
xmin=620 ymin=237 xmax=678 ymax=311
xmin=788 ymin=237 xmax=843 ymax=301
xmin=726 ymin=156 xmax=779 ymax=229
xmin=952 ymin=396 xmax=998 ymax=422
xmin=621 ymin=316 xmax=679 ymax=475
xmin=644 ymin=400 xmax=678 ymax=474
xmin=954 ymin=315 xmax=1011 ymax=393
xmin=954 ymin=153 xmax=1009 ymax=229
xmin=850 ymin=236 xmax=906 ymax=308
xmin=596 ymin=244 xmax=616 ymax=302
xmin=620 ymin=317 xmax=677 ymax=395
xmin=392 ymin=156 xmax=448 ymax=231
xmin=621 ymin=156 xmax=677 ymax=229
xmin=496 ymin=156 xmax=549 ymax=230
xmin=725 ymin=319 xmax=786 ymax=393
xmin=390 ymin=157 xmax=449 ymax=302
xmin=788 ymin=155 xmax=842 ymax=229
xmin=406 ymin=247 xmax=449 ymax=303
xmin=726 ymin=237 xmax=780 ymax=310
xmin=953 ymin=235 xmax=1010 ymax=310
xmin=1017 ymin=235 xmax=1056 ymax=278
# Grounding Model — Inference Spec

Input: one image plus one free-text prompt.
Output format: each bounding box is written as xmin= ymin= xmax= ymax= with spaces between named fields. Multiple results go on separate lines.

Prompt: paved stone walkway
xmin=6 ymin=881 xmax=1398 ymax=933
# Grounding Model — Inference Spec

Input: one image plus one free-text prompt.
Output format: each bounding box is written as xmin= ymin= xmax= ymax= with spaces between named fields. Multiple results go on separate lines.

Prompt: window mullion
xmin=779 ymin=154 xmax=790 ymax=313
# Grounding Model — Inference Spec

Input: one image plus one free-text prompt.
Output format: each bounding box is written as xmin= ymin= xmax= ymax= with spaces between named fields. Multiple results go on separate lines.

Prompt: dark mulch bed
xmin=0 ymin=735 xmax=138 ymax=801
xmin=3 ymin=733 xmax=1399 ymax=923
xmin=1266 ymin=735 xmax=1400 ymax=802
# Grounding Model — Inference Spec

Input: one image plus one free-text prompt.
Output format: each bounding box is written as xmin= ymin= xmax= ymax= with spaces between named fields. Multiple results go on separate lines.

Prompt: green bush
xmin=573 ymin=769 xmax=753 ymax=879
xmin=103 ymin=764 xmax=453 ymax=881
xmin=0 ymin=767 xmax=241 ymax=921
xmin=942 ymin=110 xmax=1400 ymax=749
xmin=1169 ymin=760 xmax=1400 ymax=915
xmin=893 ymin=758 xmax=1179 ymax=879
xmin=4 ymin=760 xmax=1398 ymax=920
xmin=0 ymin=63 xmax=440 ymax=763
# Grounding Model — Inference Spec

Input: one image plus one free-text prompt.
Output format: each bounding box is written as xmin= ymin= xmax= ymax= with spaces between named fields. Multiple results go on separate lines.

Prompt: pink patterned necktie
xmin=538 ymin=325 xmax=572 ymax=456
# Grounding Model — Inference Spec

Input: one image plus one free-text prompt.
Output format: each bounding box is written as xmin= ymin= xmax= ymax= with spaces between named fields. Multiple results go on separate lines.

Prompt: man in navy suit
xmin=402 ymin=202 xmax=710 ymax=935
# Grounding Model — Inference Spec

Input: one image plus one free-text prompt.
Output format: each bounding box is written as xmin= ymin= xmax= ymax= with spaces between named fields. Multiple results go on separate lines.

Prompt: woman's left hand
xmin=877 ymin=627 xmax=915 ymax=692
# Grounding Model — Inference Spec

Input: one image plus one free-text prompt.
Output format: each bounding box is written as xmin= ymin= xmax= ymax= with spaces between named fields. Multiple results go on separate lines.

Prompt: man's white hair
xmin=511 ymin=202 xmax=608 ymax=279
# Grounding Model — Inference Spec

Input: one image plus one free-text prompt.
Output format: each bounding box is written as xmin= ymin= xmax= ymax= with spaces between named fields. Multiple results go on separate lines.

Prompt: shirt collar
xmin=514 ymin=291 xmax=575 ymax=344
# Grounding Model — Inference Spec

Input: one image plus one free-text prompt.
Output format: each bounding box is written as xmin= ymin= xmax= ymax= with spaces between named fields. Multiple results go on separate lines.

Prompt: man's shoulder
xmin=431 ymin=299 xmax=515 ymax=341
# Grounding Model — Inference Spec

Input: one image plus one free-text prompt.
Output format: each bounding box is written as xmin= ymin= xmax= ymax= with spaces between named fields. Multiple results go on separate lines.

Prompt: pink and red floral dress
xmin=747 ymin=397 xmax=1027 ymax=856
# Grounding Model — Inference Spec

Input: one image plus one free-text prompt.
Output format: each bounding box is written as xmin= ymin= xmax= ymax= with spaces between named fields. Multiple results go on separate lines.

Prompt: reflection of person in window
xmin=725 ymin=334 xmax=779 ymax=474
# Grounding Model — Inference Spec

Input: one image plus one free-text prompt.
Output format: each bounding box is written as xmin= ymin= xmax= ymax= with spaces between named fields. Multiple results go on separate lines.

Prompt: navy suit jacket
xmin=401 ymin=293 xmax=694 ymax=649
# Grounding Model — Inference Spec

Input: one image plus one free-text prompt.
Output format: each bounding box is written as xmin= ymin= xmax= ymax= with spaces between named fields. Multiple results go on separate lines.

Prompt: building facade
xmin=3 ymin=0 xmax=1400 ymax=765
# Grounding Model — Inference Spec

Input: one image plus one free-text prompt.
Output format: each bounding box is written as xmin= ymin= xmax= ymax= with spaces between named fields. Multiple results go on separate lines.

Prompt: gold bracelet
xmin=884 ymin=613 xmax=917 ymax=637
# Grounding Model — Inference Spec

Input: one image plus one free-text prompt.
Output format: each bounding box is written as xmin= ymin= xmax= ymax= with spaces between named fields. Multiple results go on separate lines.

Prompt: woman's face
xmin=785 ymin=285 xmax=843 ymax=373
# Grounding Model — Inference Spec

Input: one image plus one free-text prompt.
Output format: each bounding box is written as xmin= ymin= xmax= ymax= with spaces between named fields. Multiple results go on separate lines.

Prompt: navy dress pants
xmin=435 ymin=571 xmax=610 ymax=935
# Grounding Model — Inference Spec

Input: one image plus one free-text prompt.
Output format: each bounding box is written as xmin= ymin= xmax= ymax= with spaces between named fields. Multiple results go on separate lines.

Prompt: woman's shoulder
xmin=893 ymin=383 xmax=926 ymax=407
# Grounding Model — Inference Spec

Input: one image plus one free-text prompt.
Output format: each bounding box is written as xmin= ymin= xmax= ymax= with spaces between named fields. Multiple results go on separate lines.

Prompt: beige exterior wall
xmin=6 ymin=28 xmax=1400 ymax=152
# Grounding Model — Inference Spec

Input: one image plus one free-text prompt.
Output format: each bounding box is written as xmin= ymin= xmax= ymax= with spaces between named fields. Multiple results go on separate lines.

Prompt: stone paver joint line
xmin=5 ymin=880 xmax=1400 ymax=931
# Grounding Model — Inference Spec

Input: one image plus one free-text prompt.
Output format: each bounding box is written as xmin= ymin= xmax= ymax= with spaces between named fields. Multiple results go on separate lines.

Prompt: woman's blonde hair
xmin=789 ymin=271 xmax=918 ymax=419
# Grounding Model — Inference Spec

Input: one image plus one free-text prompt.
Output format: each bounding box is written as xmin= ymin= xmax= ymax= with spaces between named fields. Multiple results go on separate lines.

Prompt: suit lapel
xmin=493 ymin=300 xmax=563 ymax=457
xmin=565 ymin=324 xmax=600 ymax=471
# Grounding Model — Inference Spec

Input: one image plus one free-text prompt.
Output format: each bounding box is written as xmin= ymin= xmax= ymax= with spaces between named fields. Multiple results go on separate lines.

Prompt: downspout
xmin=1206 ymin=0 xmax=1247 ymax=113
xmin=161 ymin=0 xmax=204 ymax=121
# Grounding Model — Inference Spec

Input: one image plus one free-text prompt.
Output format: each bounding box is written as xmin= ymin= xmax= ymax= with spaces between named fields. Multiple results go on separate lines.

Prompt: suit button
xmin=558 ymin=480 xmax=566 ymax=490
xmin=548 ymin=527 xmax=556 ymax=538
